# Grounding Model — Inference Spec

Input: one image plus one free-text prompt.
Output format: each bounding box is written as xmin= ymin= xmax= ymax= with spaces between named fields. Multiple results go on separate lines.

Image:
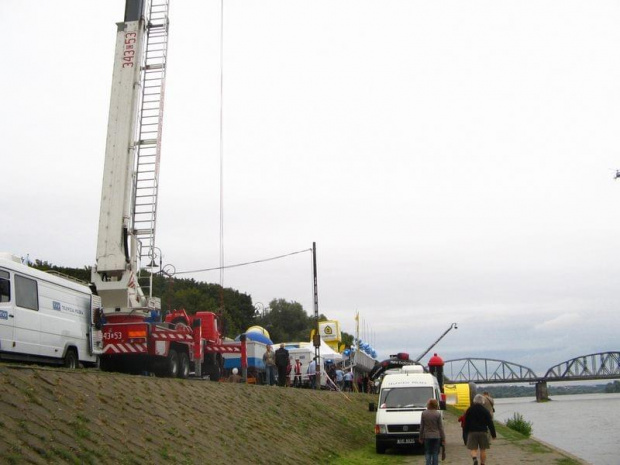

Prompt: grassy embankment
xmin=0 ymin=364 xmax=377 ymax=464
xmin=0 ymin=365 xmax=584 ymax=465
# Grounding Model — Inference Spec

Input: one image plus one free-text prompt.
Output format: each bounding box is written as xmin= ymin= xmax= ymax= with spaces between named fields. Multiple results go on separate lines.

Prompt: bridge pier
xmin=535 ymin=381 xmax=549 ymax=402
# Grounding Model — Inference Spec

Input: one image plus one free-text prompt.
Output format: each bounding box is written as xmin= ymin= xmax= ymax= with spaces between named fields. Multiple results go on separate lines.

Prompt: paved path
xmin=394 ymin=410 xmax=589 ymax=465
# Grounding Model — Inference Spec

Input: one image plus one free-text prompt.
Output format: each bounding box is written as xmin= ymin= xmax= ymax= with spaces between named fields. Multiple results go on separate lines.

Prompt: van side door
xmin=13 ymin=274 xmax=41 ymax=355
xmin=0 ymin=269 xmax=15 ymax=351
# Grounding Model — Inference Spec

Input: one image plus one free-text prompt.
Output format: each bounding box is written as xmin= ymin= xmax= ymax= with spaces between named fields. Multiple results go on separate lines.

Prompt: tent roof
xmin=275 ymin=339 xmax=343 ymax=362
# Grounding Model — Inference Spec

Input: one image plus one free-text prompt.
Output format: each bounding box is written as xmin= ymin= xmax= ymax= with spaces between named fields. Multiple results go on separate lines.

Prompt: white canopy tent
xmin=276 ymin=339 xmax=344 ymax=363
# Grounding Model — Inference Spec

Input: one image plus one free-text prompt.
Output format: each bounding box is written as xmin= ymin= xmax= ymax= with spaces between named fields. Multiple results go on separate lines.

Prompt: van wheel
xmin=64 ymin=349 xmax=78 ymax=369
xmin=375 ymin=441 xmax=386 ymax=454
xmin=178 ymin=352 xmax=190 ymax=379
xmin=165 ymin=349 xmax=179 ymax=378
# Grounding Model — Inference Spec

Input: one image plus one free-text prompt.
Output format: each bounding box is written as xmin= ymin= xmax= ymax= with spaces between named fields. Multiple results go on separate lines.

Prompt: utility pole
xmin=312 ymin=242 xmax=321 ymax=389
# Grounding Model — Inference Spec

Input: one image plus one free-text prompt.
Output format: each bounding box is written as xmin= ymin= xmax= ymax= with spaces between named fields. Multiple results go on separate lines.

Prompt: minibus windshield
xmin=380 ymin=386 xmax=433 ymax=408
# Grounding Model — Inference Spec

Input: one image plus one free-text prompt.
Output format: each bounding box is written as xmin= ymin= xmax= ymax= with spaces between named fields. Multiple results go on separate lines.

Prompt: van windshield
xmin=380 ymin=386 xmax=433 ymax=408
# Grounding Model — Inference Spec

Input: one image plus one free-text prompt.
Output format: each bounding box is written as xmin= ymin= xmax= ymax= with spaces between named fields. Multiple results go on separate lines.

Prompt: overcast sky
xmin=2 ymin=1 xmax=620 ymax=374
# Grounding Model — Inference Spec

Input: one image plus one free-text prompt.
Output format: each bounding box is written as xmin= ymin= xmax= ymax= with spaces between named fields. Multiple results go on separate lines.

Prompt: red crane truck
xmin=93 ymin=0 xmax=246 ymax=379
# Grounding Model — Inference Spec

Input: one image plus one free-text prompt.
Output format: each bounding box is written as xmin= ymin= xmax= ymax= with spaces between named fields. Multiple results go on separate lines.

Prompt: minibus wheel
xmin=64 ymin=349 xmax=78 ymax=369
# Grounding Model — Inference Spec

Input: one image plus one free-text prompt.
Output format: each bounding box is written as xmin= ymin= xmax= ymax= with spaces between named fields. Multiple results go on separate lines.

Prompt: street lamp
xmin=147 ymin=246 xmax=162 ymax=273
xmin=145 ymin=247 xmax=163 ymax=308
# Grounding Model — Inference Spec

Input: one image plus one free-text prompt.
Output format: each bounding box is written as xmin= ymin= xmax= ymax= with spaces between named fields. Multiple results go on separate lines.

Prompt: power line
xmin=174 ymin=248 xmax=312 ymax=275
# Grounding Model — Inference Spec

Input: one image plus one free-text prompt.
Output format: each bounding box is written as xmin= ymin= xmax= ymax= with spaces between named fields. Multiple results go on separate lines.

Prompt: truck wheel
xmin=64 ymin=349 xmax=78 ymax=369
xmin=178 ymin=352 xmax=190 ymax=379
xmin=165 ymin=349 xmax=179 ymax=378
xmin=202 ymin=362 xmax=220 ymax=381
xmin=375 ymin=441 xmax=386 ymax=454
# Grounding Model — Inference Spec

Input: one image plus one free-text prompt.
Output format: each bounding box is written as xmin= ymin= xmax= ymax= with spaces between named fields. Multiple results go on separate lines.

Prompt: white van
xmin=0 ymin=253 xmax=103 ymax=368
xmin=374 ymin=365 xmax=443 ymax=454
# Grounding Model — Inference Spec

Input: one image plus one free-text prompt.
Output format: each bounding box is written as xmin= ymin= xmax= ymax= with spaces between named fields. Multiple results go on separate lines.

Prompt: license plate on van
xmin=396 ymin=439 xmax=416 ymax=444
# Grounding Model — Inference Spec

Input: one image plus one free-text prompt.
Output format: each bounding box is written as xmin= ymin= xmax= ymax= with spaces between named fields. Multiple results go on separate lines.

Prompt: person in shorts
xmin=463 ymin=394 xmax=496 ymax=465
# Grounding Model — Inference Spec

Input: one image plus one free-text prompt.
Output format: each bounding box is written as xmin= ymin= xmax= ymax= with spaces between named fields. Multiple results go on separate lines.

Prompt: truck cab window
xmin=15 ymin=275 xmax=38 ymax=311
xmin=0 ymin=270 xmax=10 ymax=303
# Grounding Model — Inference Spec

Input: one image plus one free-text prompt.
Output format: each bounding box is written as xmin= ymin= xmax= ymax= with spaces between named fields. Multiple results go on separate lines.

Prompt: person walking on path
xmin=419 ymin=398 xmax=446 ymax=465
xmin=482 ymin=391 xmax=495 ymax=418
xmin=262 ymin=344 xmax=276 ymax=386
xmin=275 ymin=343 xmax=290 ymax=387
xmin=463 ymin=394 xmax=496 ymax=465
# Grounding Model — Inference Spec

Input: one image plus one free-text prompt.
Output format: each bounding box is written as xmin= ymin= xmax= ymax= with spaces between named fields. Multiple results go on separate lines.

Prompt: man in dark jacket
xmin=275 ymin=343 xmax=290 ymax=387
xmin=463 ymin=394 xmax=496 ymax=465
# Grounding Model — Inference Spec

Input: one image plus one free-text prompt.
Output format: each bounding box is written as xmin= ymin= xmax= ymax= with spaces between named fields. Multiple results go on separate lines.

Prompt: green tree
xmin=605 ymin=380 xmax=620 ymax=393
xmin=341 ymin=331 xmax=354 ymax=350
xmin=152 ymin=274 xmax=254 ymax=337
xmin=256 ymin=299 xmax=313 ymax=343
xmin=32 ymin=260 xmax=91 ymax=283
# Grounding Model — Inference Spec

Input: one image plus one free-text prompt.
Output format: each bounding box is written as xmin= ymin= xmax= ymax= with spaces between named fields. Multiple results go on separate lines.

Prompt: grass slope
xmin=0 ymin=364 xmax=376 ymax=465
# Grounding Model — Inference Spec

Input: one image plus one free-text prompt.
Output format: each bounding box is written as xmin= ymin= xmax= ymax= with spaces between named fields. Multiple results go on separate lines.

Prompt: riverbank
xmin=367 ymin=408 xmax=587 ymax=465
xmin=494 ymin=394 xmax=620 ymax=465
xmin=436 ymin=409 xmax=587 ymax=465
xmin=0 ymin=364 xmax=377 ymax=464
xmin=333 ymin=407 xmax=587 ymax=464
xmin=0 ymin=364 xmax=589 ymax=464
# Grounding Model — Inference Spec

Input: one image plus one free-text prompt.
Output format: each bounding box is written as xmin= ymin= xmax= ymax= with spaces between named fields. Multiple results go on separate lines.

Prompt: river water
xmin=493 ymin=393 xmax=620 ymax=465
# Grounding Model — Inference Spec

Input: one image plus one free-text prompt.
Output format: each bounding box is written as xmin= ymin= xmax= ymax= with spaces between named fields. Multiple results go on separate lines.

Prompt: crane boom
xmin=92 ymin=0 xmax=168 ymax=319
xmin=414 ymin=323 xmax=457 ymax=363
xmin=90 ymin=1 xmax=250 ymax=380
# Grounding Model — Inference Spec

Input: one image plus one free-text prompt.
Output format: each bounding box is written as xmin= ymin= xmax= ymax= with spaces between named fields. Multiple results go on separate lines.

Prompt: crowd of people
xmin=226 ymin=343 xmax=376 ymax=392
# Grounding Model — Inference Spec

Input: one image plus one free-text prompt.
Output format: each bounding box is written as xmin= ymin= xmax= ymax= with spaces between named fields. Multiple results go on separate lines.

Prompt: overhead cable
xmin=175 ymin=248 xmax=312 ymax=275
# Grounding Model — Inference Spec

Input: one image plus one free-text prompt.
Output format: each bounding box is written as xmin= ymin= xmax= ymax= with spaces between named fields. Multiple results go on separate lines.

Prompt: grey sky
xmin=2 ymin=0 xmax=619 ymax=374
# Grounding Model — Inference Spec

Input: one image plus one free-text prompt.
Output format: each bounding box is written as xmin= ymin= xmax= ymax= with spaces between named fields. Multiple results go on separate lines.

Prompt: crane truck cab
xmin=374 ymin=364 xmax=443 ymax=454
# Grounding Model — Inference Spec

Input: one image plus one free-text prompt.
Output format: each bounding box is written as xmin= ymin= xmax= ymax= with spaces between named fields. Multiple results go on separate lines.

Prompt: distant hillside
xmin=0 ymin=364 xmax=376 ymax=464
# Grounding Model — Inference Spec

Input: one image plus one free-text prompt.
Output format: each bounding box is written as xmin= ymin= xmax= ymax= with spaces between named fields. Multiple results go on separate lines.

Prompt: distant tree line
xmin=32 ymin=260 xmax=354 ymax=345
xmin=480 ymin=382 xmax=620 ymax=398
xmin=605 ymin=380 xmax=620 ymax=393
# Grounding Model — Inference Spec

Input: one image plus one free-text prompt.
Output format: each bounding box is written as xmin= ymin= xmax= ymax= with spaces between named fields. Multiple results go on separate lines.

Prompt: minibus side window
xmin=0 ymin=270 xmax=10 ymax=303
xmin=15 ymin=275 xmax=39 ymax=311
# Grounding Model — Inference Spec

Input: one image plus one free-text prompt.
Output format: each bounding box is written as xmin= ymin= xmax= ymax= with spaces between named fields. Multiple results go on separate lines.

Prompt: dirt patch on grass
xmin=0 ymin=364 xmax=376 ymax=464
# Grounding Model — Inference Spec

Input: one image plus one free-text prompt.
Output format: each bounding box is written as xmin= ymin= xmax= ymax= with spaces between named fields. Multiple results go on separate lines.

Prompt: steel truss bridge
xmin=444 ymin=351 xmax=620 ymax=385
